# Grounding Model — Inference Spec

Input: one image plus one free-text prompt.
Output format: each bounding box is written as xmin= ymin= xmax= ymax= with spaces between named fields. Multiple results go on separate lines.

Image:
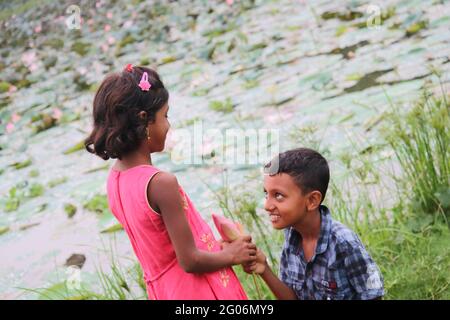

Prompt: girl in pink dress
xmin=85 ymin=65 xmax=255 ymax=299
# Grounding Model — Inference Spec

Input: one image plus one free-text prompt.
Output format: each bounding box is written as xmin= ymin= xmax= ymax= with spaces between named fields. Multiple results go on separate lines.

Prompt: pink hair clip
xmin=125 ymin=64 xmax=133 ymax=72
xmin=138 ymin=72 xmax=151 ymax=91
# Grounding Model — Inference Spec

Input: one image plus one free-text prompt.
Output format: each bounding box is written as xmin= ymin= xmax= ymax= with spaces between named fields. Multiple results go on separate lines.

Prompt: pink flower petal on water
xmin=11 ymin=113 xmax=21 ymax=123
xmin=104 ymin=24 xmax=111 ymax=32
xmin=107 ymin=36 xmax=116 ymax=45
xmin=6 ymin=123 xmax=14 ymax=133
xmin=52 ymin=108 xmax=63 ymax=120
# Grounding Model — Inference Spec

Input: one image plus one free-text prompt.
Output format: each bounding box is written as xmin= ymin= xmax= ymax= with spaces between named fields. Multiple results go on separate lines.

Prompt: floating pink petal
xmin=11 ymin=113 xmax=21 ymax=123
xmin=6 ymin=123 xmax=14 ymax=133
xmin=107 ymin=36 xmax=116 ymax=45
xmin=52 ymin=108 xmax=63 ymax=120
xmin=104 ymin=24 xmax=111 ymax=32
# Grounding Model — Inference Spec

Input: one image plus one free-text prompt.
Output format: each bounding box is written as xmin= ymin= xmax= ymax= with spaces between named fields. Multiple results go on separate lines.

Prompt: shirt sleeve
xmin=344 ymin=244 xmax=384 ymax=300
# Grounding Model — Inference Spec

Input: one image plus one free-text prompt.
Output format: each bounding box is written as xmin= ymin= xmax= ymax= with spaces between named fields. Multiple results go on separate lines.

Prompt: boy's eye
xmin=275 ymin=193 xmax=284 ymax=200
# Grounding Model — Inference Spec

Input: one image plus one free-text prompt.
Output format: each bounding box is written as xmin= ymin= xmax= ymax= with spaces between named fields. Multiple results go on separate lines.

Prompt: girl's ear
xmin=139 ymin=111 xmax=156 ymax=124
xmin=306 ymin=191 xmax=322 ymax=211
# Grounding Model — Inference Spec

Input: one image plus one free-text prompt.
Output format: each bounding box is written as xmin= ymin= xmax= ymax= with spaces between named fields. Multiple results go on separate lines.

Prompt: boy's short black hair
xmin=264 ymin=148 xmax=330 ymax=203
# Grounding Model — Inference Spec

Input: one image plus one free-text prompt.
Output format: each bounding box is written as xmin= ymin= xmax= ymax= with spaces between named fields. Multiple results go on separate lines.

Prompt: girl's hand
xmin=221 ymin=235 xmax=257 ymax=265
xmin=243 ymin=249 xmax=267 ymax=275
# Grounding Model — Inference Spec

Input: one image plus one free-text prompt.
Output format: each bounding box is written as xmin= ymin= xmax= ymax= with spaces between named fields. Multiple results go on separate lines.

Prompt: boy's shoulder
xmin=329 ymin=218 xmax=364 ymax=251
xmin=328 ymin=220 xmax=377 ymax=265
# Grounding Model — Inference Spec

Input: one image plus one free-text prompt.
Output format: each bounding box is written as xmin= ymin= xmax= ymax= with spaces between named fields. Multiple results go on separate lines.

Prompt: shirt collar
xmin=286 ymin=205 xmax=332 ymax=256
xmin=316 ymin=205 xmax=332 ymax=255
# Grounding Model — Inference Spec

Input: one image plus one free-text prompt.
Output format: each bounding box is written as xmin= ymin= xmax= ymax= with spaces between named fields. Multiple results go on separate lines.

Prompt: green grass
xmin=359 ymin=221 xmax=450 ymax=299
xmin=383 ymin=90 xmax=449 ymax=217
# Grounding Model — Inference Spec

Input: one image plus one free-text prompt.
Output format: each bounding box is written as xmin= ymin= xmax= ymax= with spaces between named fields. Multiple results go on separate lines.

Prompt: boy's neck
xmin=293 ymin=207 xmax=321 ymax=241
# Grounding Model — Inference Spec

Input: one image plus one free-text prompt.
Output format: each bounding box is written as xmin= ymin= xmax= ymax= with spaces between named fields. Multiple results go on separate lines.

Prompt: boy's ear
xmin=306 ymin=191 xmax=322 ymax=211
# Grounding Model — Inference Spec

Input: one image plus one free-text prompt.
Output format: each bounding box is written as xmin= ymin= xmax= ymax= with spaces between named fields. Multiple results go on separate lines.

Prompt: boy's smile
xmin=263 ymin=173 xmax=309 ymax=230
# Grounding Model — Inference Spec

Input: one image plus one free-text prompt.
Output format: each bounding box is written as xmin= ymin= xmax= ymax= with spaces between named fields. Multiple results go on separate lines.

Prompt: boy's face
xmin=263 ymin=173 xmax=316 ymax=230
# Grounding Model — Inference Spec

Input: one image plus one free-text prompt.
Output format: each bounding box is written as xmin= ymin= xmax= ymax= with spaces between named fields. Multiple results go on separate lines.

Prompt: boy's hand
xmin=243 ymin=249 xmax=267 ymax=275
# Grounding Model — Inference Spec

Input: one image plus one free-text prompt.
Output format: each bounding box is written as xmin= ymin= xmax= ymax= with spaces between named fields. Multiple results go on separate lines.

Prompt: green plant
xmin=383 ymin=91 xmax=449 ymax=218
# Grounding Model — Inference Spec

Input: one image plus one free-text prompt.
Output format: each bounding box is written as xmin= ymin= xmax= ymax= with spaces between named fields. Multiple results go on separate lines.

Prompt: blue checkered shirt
xmin=279 ymin=205 xmax=384 ymax=300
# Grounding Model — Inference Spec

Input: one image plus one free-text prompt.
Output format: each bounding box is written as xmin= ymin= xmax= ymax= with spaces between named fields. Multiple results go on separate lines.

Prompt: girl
xmin=85 ymin=65 xmax=256 ymax=299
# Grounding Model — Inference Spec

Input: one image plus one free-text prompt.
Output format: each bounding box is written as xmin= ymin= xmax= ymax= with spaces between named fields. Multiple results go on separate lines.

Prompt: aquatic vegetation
xmin=406 ymin=20 xmax=428 ymax=37
xmin=63 ymin=140 xmax=85 ymax=155
xmin=28 ymin=169 xmax=39 ymax=178
xmin=27 ymin=183 xmax=45 ymax=198
xmin=64 ymin=203 xmax=77 ymax=219
xmin=209 ymin=98 xmax=234 ymax=113
xmin=100 ymin=223 xmax=124 ymax=234
xmin=0 ymin=226 xmax=10 ymax=236
xmin=30 ymin=113 xmax=58 ymax=134
xmin=83 ymin=194 xmax=110 ymax=216
xmin=47 ymin=176 xmax=68 ymax=188
xmin=0 ymin=81 xmax=11 ymax=93
xmin=10 ymin=159 xmax=32 ymax=170
xmin=71 ymin=41 xmax=91 ymax=56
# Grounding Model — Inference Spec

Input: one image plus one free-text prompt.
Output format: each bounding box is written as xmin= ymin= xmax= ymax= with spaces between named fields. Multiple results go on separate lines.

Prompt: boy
xmin=244 ymin=148 xmax=384 ymax=300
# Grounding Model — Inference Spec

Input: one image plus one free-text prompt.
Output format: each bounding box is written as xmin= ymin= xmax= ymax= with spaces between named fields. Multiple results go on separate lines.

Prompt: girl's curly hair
xmin=85 ymin=66 xmax=169 ymax=160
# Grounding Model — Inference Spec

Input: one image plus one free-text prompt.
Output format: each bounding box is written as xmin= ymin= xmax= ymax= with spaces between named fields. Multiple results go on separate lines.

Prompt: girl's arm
xmin=149 ymin=172 xmax=257 ymax=274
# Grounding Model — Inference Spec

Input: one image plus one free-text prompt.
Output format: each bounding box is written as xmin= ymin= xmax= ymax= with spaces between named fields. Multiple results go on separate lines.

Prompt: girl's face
xmin=263 ymin=173 xmax=309 ymax=230
xmin=147 ymin=103 xmax=170 ymax=152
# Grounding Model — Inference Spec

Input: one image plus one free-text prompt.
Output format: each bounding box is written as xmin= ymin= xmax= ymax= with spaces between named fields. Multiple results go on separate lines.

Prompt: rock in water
xmin=64 ymin=254 xmax=86 ymax=269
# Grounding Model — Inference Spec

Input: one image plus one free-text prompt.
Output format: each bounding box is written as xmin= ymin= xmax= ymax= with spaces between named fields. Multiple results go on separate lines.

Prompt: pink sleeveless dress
xmin=106 ymin=164 xmax=248 ymax=300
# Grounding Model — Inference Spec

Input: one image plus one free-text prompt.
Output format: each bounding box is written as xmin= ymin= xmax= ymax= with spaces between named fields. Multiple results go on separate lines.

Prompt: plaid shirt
xmin=279 ymin=205 xmax=384 ymax=300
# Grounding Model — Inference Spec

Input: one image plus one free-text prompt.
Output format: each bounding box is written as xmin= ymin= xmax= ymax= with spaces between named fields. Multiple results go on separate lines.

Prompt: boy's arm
xmin=259 ymin=265 xmax=298 ymax=300
xmin=244 ymin=250 xmax=298 ymax=300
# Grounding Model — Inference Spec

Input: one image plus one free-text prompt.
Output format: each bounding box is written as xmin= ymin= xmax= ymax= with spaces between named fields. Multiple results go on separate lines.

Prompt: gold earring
xmin=146 ymin=128 xmax=151 ymax=140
